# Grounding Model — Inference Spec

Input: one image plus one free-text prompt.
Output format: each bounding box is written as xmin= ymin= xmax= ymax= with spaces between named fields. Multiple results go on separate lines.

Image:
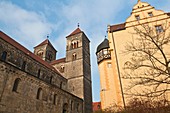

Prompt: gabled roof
xmin=66 ymin=28 xmax=83 ymax=37
xmin=34 ymin=39 xmax=57 ymax=52
xmin=50 ymin=58 xmax=66 ymax=65
xmin=0 ymin=31 xmax=61 ymax=76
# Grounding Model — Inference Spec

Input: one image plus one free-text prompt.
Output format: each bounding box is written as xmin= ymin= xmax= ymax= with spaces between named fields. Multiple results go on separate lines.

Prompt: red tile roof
xmin=67 ymin=28 xmax=83 ymax=37
xmin=34 ymin=39 xmax=57 ymax=52
xmin=93 ymin=102 xmax=101 ymax=111
xmin=50 ymin=58 xmax=66 ymax=65
xmin=0 ymin=31 xmax=61 ymax=76
xmin=110 ymin=23 xmax=126 ymax=32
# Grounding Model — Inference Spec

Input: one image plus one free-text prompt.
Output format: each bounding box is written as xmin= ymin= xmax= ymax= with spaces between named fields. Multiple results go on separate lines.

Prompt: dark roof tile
xmin=96 ymin=38 xmax=110 ymax=53
xmin=110 ymin=23 xmax=126 ymax=32
xmin=67 ymin=28 xmax=82 ymax=37
xmin=34 ymin=39 xmax=57 ymax=52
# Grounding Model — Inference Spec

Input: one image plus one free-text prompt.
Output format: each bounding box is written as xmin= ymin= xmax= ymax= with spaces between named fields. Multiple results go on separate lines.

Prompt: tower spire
xmin=47 ymin=34 xmax=49 ymax=39
xmin=77 ymin=23 xmax=80 ymax=28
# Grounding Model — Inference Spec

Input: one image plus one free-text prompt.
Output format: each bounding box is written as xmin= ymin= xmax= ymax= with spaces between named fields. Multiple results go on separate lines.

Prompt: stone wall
xmin=0 ymin=36 xmax=83 ymax=113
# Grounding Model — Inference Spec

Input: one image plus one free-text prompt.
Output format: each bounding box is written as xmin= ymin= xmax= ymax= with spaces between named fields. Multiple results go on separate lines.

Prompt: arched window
xmin=37 ymin=88 xmax=43 ymax=100
xmin=71 ymin=40 xmax=79 ymax=49
xmin=74 ymin=42 xmax=77 ymax=48
xmin=37 ymin=69 xmax=41 ymax=78
xmin=12 ymin=78 xmax=21 ymax=92
xmin=77 ymin=41 xmax=78 ymax=48
xmin=60 ymin=82 xmax=63 ymax=89
xmin=63 ymin=103 xmax=68 ymax=113
xmin=71 ymin=43 xmax=74 ymax=49
xmin=37 ymin=50 xmax=43 ymax=58
xmin=1 ymin=51 xmax=7 ymax=61
xmin=77 ymin=103 xmax=79 ymax=112
xmin=71 ymin=100 xmax=73 ymax=110
xmin=72 ymin=53 xmax=77 ymax=61
xmin=53 ymin=94 xmax=57 ymax=105
xmin=60 ymin=65 xmax=65 ymax=73
xmin=50 ymin=76 xmax=53 ymax=83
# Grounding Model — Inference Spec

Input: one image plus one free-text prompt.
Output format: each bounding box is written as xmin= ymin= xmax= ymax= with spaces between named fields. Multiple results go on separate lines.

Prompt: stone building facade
xmin=96 ymin=0 xmax=170 ymax=110
xmin=0 ymin=27 xmax=92 ymax=113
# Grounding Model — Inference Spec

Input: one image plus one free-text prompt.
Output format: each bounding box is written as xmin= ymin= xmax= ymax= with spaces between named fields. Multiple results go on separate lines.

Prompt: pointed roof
xmin=96 ymin=38 xmax=110 ymax=54
xmin=67 ymin=28 xmax=83 ymax=37
xmin=34 ymin=39 xmax=57 ymax=52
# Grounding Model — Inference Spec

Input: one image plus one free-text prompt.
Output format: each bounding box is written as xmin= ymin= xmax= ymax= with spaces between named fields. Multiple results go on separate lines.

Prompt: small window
xmin=72 ymin=53 xmax=77 ymax=61
xmin=21 ymin=61 xmax=26 ymax=70
xmin=71 ymin=41 xmax=79 ymax=49
xmin=37 ymin=69 xmax=41 ymax=78
xmin=77 ymin=41 xmax=79 ymax=48
xmin=37 ymin=88 xmax=43 ymax=100
xmin=50 ymin=76 xmax=53 ymax=83
xmin=155 ymin=25 xmax=163 ymax=33
xmin=53 ymin=94 xmax=57 ymax=105
xmin=148 ymin=12 xmax=153 ymax=17
xmin=135 ymin=15 xmax=140 ymax=21
xmin=60 ymin=82 xmax=63 ymax=89
xmin=60 ymin=65 xmax=65 ymax=73
xmin=71 ymin=100 xmax=73 ymax=110
xmin=48 ymin=54 xmax=52 ymax=61
xmin=71 ymin=43 xmax=74 ymax=49
xmin=37 ymin=51 xmax=43 ymax=57
xmin=1 ymin=51 xmax=7 ymax=61
xmin=12 ymin=78 xmax=21 ymax=92
xmin=107 ymin=62 xmax=112 ymax=68
xmin=99 ymin=50 xmax=103 ymax=56
xmin=77 ymin=103 xmax=79 ymax=112
xmin=103 ymin=49 xmax=108 ymax=54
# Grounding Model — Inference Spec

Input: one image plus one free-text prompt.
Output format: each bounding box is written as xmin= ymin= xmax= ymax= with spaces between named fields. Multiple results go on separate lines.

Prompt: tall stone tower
xmin=65 ymin=27 xmax=92 ymax=113
xmin=34 ymin=39 xmax=57 ymax=62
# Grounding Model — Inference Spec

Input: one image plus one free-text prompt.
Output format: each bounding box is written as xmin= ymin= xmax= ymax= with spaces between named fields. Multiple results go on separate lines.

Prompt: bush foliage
xmin=93 ymin=98 xmax=170 ymax=113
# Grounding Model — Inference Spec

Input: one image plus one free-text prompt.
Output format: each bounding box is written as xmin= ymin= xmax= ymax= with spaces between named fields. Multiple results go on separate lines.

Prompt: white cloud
xmin=0 ymin=1 xmax=53 ymax=50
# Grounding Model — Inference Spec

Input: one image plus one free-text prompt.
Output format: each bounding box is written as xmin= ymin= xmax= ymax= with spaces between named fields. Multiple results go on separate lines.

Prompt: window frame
xmin=1 ymin=51 xmax=7 ymax=61
xmin=148 ymin=12 xmax=153 ymax=17
xmin=135 ymin=15 xmax=140 ymax=21
xmin=155 ymin=25 xmax=164 ymax=33
xmin=12 ymin=78 xmax=21 ymax=92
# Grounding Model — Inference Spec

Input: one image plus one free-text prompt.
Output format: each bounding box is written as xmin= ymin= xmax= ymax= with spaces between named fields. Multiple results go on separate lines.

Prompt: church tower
xmin=65 ymin=27 xmax=92 ymax=113
xmin=34 ymin=39 xmax=57 ymax=62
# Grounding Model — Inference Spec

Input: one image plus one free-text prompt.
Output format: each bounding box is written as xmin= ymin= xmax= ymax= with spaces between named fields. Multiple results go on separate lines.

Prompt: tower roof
xmin=96 ymin=38 xmax=110 ymax=54
xmin=67 ymin=28 xmax=83 ymax=37
xmin=34 ymin=39 xmax=57 ymax=52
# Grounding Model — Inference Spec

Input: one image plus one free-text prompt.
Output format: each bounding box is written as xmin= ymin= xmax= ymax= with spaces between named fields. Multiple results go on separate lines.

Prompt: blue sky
xmin=0 ymin=0 xmax=170 ymax=102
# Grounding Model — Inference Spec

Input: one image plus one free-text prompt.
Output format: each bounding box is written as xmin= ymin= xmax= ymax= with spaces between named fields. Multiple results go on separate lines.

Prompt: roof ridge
xmin=67 ymin=28 xmax=82 ymax=37
xmin=34 ymin=38 xmax=57 ymax=51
